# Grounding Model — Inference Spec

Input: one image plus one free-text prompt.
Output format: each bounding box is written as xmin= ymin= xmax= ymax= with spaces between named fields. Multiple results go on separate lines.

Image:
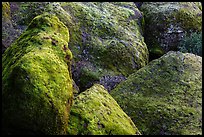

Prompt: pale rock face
xmin=111 ymin=51 xmax=202 ymax=135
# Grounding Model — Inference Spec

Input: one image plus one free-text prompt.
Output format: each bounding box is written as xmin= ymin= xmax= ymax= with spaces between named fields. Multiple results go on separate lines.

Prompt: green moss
xmin=73 ymin=60 xmax=124 ymax=93
xmin=60 ymin=2 xmax=148 ymax=90
xmin=149 ymin=45 xmax=165 ymax=60
xmin=2 ymin=2 xmax=11 ymax=20
xmin=194 ymin=2 xmax=202 ymax=10
xmin=67 ymin=84 xmax=141 ymax=135
xmin=111 ymin=51 xmax=202 ymax=135
xmin=2 ymin=13 xmax=73 ymax=135
xmin=6 ymin=2 xmax=149 ymax=91
xmin=5 ymin=2 xmax=74 ymax=51
xmin=78 ymin=67 xmax=101 ymax=90
xmin=15 ymin=2 xmax=49 ymax=25
xmin=141 ymin=2 xmax=202 ymax=60
xmin=172 ymin=3 xmax=202 ymax=32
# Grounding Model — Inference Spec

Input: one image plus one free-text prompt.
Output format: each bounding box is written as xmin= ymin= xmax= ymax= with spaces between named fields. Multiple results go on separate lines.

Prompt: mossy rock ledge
xmin=2 ymin=13 xmax=73 ymax=135
xmin=67 ymin=84 xmax=141 ymax=135
xmin=111 ymin=51 xmax=202 ymax=135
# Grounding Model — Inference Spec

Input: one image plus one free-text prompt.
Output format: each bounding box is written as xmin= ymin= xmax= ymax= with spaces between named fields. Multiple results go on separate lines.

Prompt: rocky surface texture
xmin=2 ymin=2 xmax=14 ymax=53
xmin=2 ymin=2 xmax=202 ymax=135
xmin=67 ymin=84 xmax=141 ymax=135
xmin=140 ymin=2 xmax=202 ymax=60
xmin=60 ymin=2 xmax=149 ymax=92
xmin=2 ymin=2 xmax=149 ymax=92
xmin=111 ymin=51 xmax=202 ymax=135
xmin=2 ymin=13 xmax=73 ymax=135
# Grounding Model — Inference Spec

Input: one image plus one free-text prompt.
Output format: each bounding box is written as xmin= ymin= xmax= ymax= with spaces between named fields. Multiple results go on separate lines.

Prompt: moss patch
xmin=67 ymin=84 xmax=141 ymax=135
xmin=2 ymin=2 xmax=11 ymax=20
xmin=141 ymin=2 xmax=202 ymax=60
xmin=111 ymin=51 xmax=202 ymax=135
xmin=60 ymin=2 xmax=148 ymax=91
xmin=5 ymin=2 xmax=149 ymax=92
xmin=2 ymin=13 xmax=73 ymax=135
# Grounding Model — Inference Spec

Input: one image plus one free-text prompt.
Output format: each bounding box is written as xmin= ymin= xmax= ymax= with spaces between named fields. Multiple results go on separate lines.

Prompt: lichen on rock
xmin=140 ymin=2 xmax=202 ymax=60
xmin=60 ymin=2 xmax=149 ymax=92
xmin=110 ymin=51 xmax=202 ymax=135
xmin=2 ymin=13 xmax=73 ymax=135
xmin=3 ymin=2 xmax=149 ymax=93
xmin=67 ymin=84 xmax=141 ymax=135
xmin=2 ymin=2 xmax=13 ymax=53
xmin=2 ymin=2 xmax=11 ymax=20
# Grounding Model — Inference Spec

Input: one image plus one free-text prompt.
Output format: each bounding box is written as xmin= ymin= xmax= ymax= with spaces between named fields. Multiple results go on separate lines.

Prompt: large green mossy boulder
xmin=140 ymin=2 xmax=202 ymax=60
xmin=3 ymin=2 xmax=149 ymax=92
xmin=60 ymin=2 xmax=149 ymax=91
xmin=2 ymin=13 xmax=73 ymax=135
xmin=67 ymin=84 xmax=141 ymax=135
xmin=111 ymin=51 xmax=202 ymax=135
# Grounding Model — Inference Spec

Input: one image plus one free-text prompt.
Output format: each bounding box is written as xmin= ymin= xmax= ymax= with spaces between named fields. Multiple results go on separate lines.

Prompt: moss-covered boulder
xmin=2 ymin=13 xmax=73 ymax=135
xmin=4 ymin=2 xmax=149 ymax=92
xmin=2 ymin=2 xmax=68 ymax=53
xmin=8 ymin=2 xmax=72 ymax=29
xmin=60 ymin=2 xmax=149 ymax=92
xmin=110 ymin=51 xmax=202 ymax=135
xmin=140 ymin=2 xmax=202 ymax=60
xmin=67 ymin=84 xmax=141 ymax=135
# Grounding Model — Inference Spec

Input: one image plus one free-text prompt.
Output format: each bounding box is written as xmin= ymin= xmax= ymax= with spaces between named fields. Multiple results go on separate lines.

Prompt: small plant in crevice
xmin=178 ymin=32 xmax=202 ymax=56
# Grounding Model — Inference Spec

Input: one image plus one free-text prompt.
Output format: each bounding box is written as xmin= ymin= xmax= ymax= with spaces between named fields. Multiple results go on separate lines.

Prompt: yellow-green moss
xmin=67 ymin=84 xmax=141 ymax=135
xmin=111 ymin=51 xmax=202 ymax=135
xmin=2 ymin=2 xmax=11 ymax=20
xmin=194 ymin=2 xmax=202 ymax=10
xmin=6 ymin=2 xmax=149 ymax=91
xmin=2 ymin=13 xmax=73 ymax=135
xmin=173 ymin=3 xmax=202 ymax=32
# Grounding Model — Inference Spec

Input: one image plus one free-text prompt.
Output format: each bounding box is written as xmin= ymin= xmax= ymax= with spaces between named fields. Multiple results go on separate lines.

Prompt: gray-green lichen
xmin=60 ymin=2 xmax=149 ymax=91
xmin=2 ymin=13 xmax=73 ymax=135
xmin=67 ymin=84 xmax=141 ymax=135
xmin=3 ymin=2 xmax=149 ymax=92
xmin=2 ymin=2 xmax=13 ymax=52
xmin=111 ymin=51 xmax=202 ymax=135
xmin=140 ymin=2 xmax=202 ymax=60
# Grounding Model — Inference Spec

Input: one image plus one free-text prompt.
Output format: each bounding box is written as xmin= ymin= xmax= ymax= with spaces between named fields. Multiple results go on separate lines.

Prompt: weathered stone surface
xmin=60 ymin=2 xmax=149 ymax=92
xmin=2 ymin=2 xmax=13 ymax=53
xmin=111 ymin=51 xmax=202 ymax=135
xmin=2 ymin=13 xmax=73 ymax=135
xmin=67 ymin=84 xmax=141 ymax=135
xmin=2 ymin=2 xmax=68 ymax=53
xmin=140 ymin=2 xmax=202 ymax=60
xmin=3 ymin=2 xmax=149 ymax=92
